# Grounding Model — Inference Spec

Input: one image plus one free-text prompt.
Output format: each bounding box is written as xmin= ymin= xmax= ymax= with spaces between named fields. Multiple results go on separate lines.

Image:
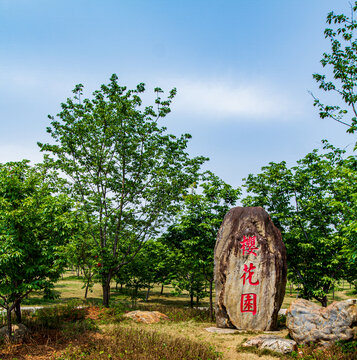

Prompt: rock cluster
xmin=215 ymin=207 xmax=287 ymax=331
xmin=286 ymin=299 xmax=357 ymax=346
xmin=0 ymin=324 xmax=29 ymax=341
xmin=242 ymin=334 xmax=297 ymax=354
xmin=123 ymin=310 xmax=170 ymax=324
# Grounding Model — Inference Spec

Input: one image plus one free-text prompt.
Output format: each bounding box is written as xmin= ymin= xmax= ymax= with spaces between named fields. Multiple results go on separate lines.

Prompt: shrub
xmin=22 ymin=300 xmax=87 ymax=331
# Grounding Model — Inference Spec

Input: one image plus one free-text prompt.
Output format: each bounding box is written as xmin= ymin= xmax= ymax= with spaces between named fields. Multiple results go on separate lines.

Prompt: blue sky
xmin=0 ymin=0 xmax=354 ymax=189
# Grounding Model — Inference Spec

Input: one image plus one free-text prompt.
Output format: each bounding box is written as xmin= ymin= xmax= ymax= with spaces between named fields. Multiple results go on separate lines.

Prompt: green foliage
xmin=0 ymin=160 xmax=74 ymax=337
xmin=243 ymin=143 xmax=357 ymax=306
xmin=312 ymin=1 xmax=357 ymax=148
xmin=161 ymin=172 xmax=240 ymax=313
xmin=116 ymin=239 xmax=172 ymax=303
xmin=30 ymin=300 xmax=87 ymax=329
xmin=38 ymin=74 xmax=207 ymax=306
xmin=20 ymin=301 xmax=97 ymax=339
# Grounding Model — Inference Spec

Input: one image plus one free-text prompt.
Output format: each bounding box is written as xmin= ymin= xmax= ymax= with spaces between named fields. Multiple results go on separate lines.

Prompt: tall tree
xmin=0 ymin=161 xmax=73 ymax=339
xmin=311 ymin=1 xmax=357 ymax=148
xmin=38 ymin=74 xmax=207 ymax=306
xmin=242 ymin=142 xmax=357 ymax=306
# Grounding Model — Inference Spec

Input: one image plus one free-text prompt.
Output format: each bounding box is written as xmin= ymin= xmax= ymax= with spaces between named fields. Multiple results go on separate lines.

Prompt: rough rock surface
xmin=205 ymin=327 xmax=239 ymax=334
xmin=124 ymin=310 xmax=170 ymax=324
xmin=215 ymin=206 xmax=287 ymax=331
xmin=242 ymin=335 xmax=297 ymax=354
xmin=0 ymin=324 xmax=29 ymax=341
xmin=286 ymin=299 xmax=357 ymax=346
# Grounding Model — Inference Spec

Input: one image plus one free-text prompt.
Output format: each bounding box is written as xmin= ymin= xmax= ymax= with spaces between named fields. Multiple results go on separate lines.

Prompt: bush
xmin=22 ymin=300 xmax=88 ymax=331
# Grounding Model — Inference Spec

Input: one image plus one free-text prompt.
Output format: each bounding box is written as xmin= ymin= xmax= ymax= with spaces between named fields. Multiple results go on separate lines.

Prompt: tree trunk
xmin=102 ymin=281 xmax=111 ymax=307
xmin=160 ymin=283 xmax=164 ymax=295
xmin=145 ymin=286 xmax=150 ymax=301
xmin=6 ymin=309 xmax=12 ymax=341
xmin=84 ymin=283 xmax=89 ymax=299
xmin=196 ymin=295 xmax=199 ymax=305
xmin=209 ymin=279 xmax=214 ymax=322
xmin=14 ymin=301 xmax=21 ymax=323
xmin=321 ymin=295 xmax=328 ymax=307
xmin=190 ymin=292 xmax=194 ymax=308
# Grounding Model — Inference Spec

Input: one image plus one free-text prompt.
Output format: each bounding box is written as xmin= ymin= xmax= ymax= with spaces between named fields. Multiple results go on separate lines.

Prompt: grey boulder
xmin=286 ymin=298 xmax=357 ymax=346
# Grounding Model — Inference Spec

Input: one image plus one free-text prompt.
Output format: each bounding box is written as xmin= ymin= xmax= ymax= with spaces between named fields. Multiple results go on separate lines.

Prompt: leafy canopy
xmin=0 ymin=160 xmax=73 ymax=311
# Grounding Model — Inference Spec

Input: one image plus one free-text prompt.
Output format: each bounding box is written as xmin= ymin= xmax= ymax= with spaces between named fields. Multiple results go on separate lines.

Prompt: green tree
xmin=243 ymin=143 xmax=357 ymax=306
xmin=65 ymin=230 xmax=97 ymax=299
xmin=38 ymin=74 xmax=207 ymax=307
xmin=311 ymin=1 xmax=357 ymax=147
xmin=119 ymin=239 xmax=170 ymax=303
xmin=161 ymin=172 xmax=240 ymax=318
xmin=0 ymin=161 xmax=73 ymax=339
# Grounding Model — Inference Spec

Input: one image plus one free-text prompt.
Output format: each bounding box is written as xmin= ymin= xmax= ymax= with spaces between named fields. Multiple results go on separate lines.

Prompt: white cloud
xmin=0 ymin=66 xmax=304 ymax=126
xmin=159 ymin=77 xmax=301 ymax=123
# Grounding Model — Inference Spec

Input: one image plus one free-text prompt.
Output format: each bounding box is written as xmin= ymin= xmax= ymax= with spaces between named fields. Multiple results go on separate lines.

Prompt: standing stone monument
xmin=214 ymin=207 xmax=287 ymax=331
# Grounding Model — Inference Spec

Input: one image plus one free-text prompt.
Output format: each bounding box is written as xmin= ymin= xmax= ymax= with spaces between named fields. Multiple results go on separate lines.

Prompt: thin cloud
xmin=163 ymin=77 xmax=301 ymax=123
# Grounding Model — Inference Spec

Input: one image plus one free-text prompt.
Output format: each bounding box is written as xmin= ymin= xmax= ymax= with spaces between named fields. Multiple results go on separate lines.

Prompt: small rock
xmin=124 ymin=310 xmax=170 ymax=324
xmin=286 ymin=298 xmax=357 ymax=346
xmin=0 ymin=324 xmax=29 ymax=341
xmin=242 ymin=335 xmax=297 ymax=354
xmin=205 ymin=327 xmax=240 ymax=334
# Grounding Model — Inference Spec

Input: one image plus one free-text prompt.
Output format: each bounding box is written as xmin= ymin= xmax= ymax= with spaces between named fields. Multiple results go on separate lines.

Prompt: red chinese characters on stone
xmin=240 ymin=263 xmax=259 ymax=286
xmin=240 ymin=235 xmax=258 ymax=256
xmin=240 ymin=293 xmax=257 ymax=315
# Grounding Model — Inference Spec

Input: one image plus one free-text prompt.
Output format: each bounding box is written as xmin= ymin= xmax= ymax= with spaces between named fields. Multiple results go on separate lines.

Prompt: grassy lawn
xmin=22 ymin=270 xmax=356 ymax=310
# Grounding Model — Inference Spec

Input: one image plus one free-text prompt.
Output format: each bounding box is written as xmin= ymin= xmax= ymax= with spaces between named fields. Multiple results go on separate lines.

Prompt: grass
xmin=22 ymin=272 xmax=355 ymax=310
xmin=55 ymin=326 xmax=222 ymax=360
